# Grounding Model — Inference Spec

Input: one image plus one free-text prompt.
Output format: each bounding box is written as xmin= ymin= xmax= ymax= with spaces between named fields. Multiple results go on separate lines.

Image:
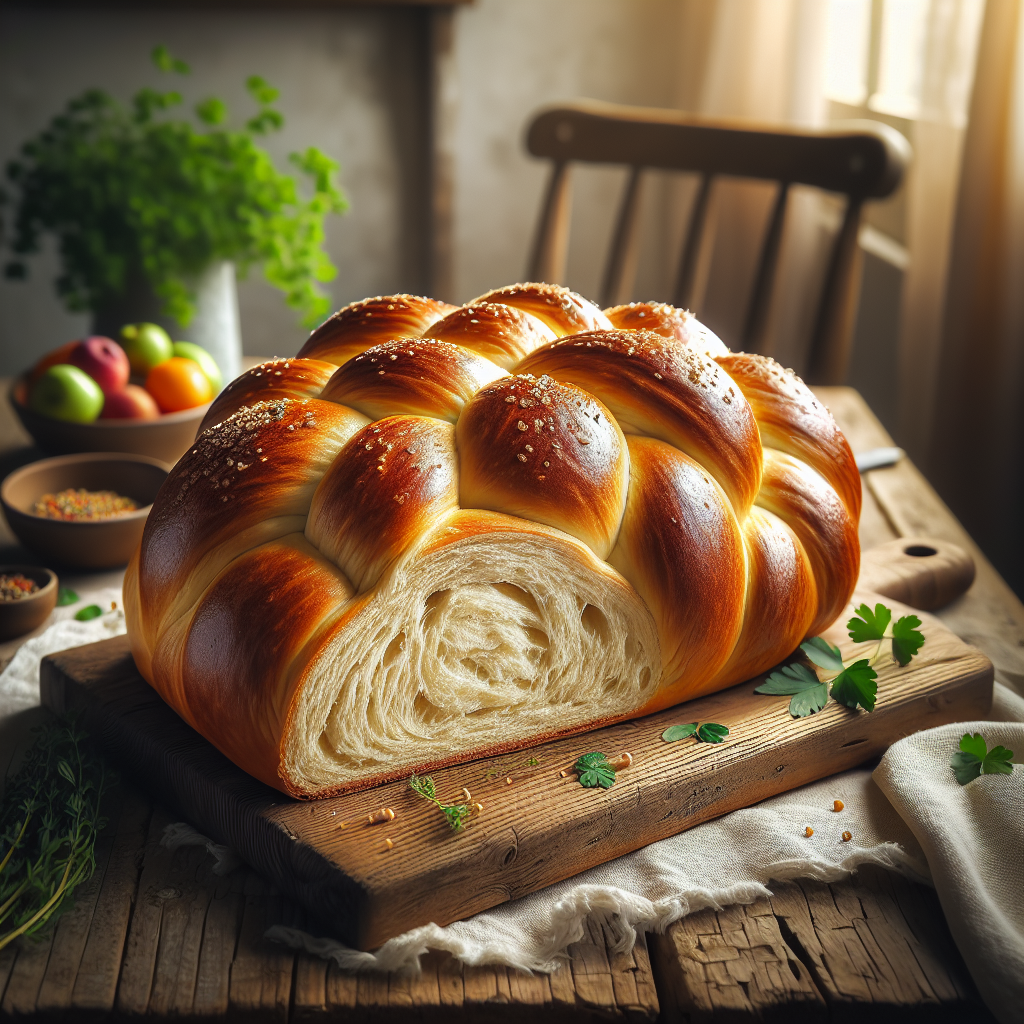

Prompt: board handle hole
xmin=904 ymin=544 xmax=937 ymax=558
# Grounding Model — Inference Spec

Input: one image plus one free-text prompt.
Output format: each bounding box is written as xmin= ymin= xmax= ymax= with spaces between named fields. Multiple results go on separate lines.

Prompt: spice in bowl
xmin=33 ymin=488 xmax=138 ymax=521
xmin=0 ymin=573 xmax=40 ymax=601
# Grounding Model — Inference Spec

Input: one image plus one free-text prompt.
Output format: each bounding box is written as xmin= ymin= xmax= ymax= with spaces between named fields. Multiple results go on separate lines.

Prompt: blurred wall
xmin=0 ymin=0 xmax=683 ymax=375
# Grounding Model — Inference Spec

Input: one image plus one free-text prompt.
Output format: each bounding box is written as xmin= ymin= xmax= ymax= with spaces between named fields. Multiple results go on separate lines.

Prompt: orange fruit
xmin=145 ymin=356 xmax=214 ymax=413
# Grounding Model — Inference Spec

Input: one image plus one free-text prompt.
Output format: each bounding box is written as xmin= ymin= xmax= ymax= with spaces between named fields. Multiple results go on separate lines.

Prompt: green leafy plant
xmin=0 ymin=715 xmax=113 ymax=951
xmin=74 ymin=605 xmax=103 ymax=622
xmin=55 ymin=587 xmax=79 ymax=607
xmin=755 ymin=603 xmax=926 ymax=717
xmin=661 ymin=722 xmax=730 ymax=744
xmin=951 ymin=733 xmax=1015 ymax=785
xmin=573 ymin=752 xmax=617 ymax=789
xmin=1 ymin=46 xmax=347 ymax=328
xmin=408 ymin=774 xmax=471 ymax=833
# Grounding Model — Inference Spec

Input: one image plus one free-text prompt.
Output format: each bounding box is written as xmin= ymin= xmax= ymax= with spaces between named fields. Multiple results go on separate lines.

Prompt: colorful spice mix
xmin=0 ymin=574 xmax=40 ymax=601
xmin=33 ymin=488 xmax=138 ymax=521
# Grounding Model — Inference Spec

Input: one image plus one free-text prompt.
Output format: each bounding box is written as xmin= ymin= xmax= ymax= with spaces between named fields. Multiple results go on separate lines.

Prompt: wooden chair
xmin=525 ymin=100 xmax=909 ymax=384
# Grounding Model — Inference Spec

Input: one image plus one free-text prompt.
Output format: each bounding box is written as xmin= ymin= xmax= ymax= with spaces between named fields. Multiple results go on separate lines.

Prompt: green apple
xmin=119 ymin=322 xmax=173 ymax=375
xmin=29 ymin=364 xmax=104 ymax=423
xmin=172 ymin=341 xmax=223 ymax=394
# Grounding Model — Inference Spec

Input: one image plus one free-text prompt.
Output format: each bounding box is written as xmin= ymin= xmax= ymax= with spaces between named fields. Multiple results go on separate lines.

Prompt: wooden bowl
xmin=10 ymin=378 xmax=209 ymax=466
xmin=0 ymin=453 xmax=170 ymax=569
xmin=0 ymin=565 xmax=57 ymax=641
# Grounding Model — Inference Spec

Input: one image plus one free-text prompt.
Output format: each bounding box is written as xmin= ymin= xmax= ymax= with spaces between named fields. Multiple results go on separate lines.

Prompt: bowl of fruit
xmin=10 ymin=323 xmax=222 ymax=466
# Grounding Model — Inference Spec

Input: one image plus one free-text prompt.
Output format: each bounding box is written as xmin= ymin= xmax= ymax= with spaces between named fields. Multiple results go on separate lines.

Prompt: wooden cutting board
xmin=40 ymin=538 xmax=992 ymax=951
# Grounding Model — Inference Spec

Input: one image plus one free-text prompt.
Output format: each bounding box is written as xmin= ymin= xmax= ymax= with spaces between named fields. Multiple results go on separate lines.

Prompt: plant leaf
xmin=574 ymin=752 xmax=611 ymax=770
xmin=577 ymin=765 xmax=616 ymax=789
xmin=662 ymin=723 xmax=697 ymax=742
xmin=951 ymin=750 xmax=983 ymax=785
xmin=891 ymin=615 xmax=925 ymax=666
xmin=800 ymin=636 xmax=845 ymax=673
xmin=959 ymin=732 xmax=988 ymax=760
xmin=982 ymin=745 xmax=1015 ymax=775
xmin=74 ymin=605 xmax=102 ymax=622
xmin=56 ymin=587 xmax=78 ymax=607
xmin=696 ymin=722 xmax=729 ymax=744
xmin=789 ymin=683 xmax=829 ymax=718
xmin=829 ymin=660 xmax=878 ymax=711
xmin=755 ymin=662 xmax=819 ymax=695
xmin=847 ymin=603 xmax=891 ymax=643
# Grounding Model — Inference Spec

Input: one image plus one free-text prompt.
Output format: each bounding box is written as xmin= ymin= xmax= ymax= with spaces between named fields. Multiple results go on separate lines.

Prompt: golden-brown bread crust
xmin=179 ymin=534 xmax=355 ymax=788
xmin=604 ymin=302 xmax=729 ymax=357
xmin=519 ymin=330 xmax=762 ymax=517
xmin=318 ymin=338 xmax=507 ymax=423
xmin=471 ymin=283 xmax=612 ymax=336
xmin=306 ymin=416 xmax=459 ymax=591
xmin=127 ymin=283 xmax=863 ymax=797
xmin=755 ymin=448 xmax=859 ymax=635
xmin=297 ymin=294 xmax=457 ymax=367
xmin=198 ymin=358 xmax=337 ymax=435
xmin=455 ymin=374 xmax=628 ymax=559
xmin=423 ymin=303 xmax=557 ymax=368
xmin=715 ymin=352 xmax=861 ymax=519
xmin=609 ymin=436 xmax=745 ymax=707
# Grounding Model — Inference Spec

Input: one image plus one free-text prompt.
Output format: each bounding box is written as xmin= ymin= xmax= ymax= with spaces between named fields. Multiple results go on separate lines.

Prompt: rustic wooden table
xmin=0 ymin=385 xmax=1019 ymax=1022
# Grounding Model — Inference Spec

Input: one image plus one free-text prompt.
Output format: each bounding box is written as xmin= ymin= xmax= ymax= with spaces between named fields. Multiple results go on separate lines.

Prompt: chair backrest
xmin=525 ymin=100 xmax=910 ymax=384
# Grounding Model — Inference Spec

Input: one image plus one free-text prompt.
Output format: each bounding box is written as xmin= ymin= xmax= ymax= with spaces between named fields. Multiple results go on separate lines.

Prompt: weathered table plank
xmin=1 ymin=385 xmax=1018 ymax=1020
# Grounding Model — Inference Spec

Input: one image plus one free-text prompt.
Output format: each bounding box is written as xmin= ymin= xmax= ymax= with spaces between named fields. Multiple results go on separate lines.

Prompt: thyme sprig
xmin=0 ymin=715 xmax=113 ymax=951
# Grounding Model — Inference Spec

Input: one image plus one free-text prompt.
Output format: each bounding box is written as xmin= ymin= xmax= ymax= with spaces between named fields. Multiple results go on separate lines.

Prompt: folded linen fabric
xmin=874 ymin=719 xmax=1024 ymax=1024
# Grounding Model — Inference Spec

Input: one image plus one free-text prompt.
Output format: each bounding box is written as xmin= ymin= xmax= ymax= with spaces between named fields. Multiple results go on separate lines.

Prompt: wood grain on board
xmin=40 ymin=573 xmax=992 ymax=951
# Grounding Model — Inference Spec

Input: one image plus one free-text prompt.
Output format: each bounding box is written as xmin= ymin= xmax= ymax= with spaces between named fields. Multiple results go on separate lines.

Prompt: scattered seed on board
xmin=385 ymin=838 xmax=394 ymax=850
xmin=842 ymin=831 xmax=852 ymax=842
xmin=506 ymin=776 xmax=513 ymax=785
xmin=805 ymin=826 xmax=814 ymax=837
xmin=367 ymin=807 xmax=395 ymax=825
xmin=833 ymin=799 xmax=844 ymax=812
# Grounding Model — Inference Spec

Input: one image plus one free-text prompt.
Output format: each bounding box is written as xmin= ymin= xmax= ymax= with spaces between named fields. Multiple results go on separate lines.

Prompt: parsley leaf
xmin=756 ymin=663 xmax=828 ymax=718
xmin=573 ymin=752 xmax=616 ymax=789
xmin=696 ymin=722 xmax=729 ymax=743
xmin=829 ymin=660 xmax=878 ymax=711
xmin=73 ymin=605 xmax=102 ymax=622
xmin=951 ymin=733 xmax=1016 ymax=785
xmin=662 ymin=723 xmax=697 ymax=742
xmin=800 ymin=636 xmax=845 ymax=673
xmin=755 ymin=662 xmax=819 ymax=694
xmin=789 ymin=683 xmax=830 ymax=718
xmin=56 ymin=587 xmax=79 ymax=607
xmin=891 ymin=615 xmax=925 ymax=666
xmin=847 ymin=603 xmax=892 ymax=643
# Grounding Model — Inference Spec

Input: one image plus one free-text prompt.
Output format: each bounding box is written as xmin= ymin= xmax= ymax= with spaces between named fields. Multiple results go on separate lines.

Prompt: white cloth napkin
xmin=1 ymin=605 xmax=1020 ymax=1023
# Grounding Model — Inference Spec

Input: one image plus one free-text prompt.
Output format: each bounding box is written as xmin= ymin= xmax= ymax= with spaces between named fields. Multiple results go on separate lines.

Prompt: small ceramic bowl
xmin=0 ymin=452 xmax=170 ymax=569
xmin=10 ymin=378 xmax=209 ymax=466
xmin=0 ymin=565 xmax=57 ymax=641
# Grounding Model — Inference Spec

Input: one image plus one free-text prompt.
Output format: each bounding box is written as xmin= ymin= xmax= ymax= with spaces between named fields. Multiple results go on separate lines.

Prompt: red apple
xmin=100 ymin=384 xmax=160 ymax=420
xmin=68 ymin=336 xmax=130 ymax=396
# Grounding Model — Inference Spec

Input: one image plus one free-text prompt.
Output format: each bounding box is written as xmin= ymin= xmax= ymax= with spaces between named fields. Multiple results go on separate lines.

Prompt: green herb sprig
xmin=0 ymin=716 xmax=113 ymax=951
xmin=408 ymin=774 xmax=471 ymax=833
xmin=2 ymin=46 xmax=347 ymax=328
xmin=755 ymin=603 xmax=925 ymax=718
xmin=572 ymin=752 xmax=617 ymax=789
xmin=951 ymin=733 xmax=1016 ymax=785
xmin=661 ymin=722 xmax=730 ymax=744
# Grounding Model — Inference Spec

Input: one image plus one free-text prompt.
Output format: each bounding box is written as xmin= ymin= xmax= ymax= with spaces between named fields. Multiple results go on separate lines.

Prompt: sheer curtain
xmin=672 ymin=0 xmax=831 ymax=370
xmin=929 ymin=0 xmax=1024 ymax=597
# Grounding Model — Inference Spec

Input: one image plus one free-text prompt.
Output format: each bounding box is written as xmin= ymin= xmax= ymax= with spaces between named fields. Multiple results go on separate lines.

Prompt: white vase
xmin=92 ymin=260 xmax=243 ymax=384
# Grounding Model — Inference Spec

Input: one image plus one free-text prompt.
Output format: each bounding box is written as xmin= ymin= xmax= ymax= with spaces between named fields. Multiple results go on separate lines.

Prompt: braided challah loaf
xmin=125 ymin=283 xmax=860 ymax=797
